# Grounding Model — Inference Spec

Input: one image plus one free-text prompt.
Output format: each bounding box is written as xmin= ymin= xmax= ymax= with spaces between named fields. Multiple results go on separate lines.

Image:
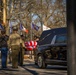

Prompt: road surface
xmin=0 ymin=58 xmax=67 ymax=75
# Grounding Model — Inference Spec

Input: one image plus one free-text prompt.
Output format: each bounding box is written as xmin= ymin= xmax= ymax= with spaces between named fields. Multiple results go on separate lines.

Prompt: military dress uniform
xmin=8 ymin=27 xmax=24 ymax=68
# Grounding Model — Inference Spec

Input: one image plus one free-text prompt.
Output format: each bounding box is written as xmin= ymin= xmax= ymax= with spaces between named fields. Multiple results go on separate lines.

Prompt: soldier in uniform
xmin=8 ymin=26 xmax=25 ymax=68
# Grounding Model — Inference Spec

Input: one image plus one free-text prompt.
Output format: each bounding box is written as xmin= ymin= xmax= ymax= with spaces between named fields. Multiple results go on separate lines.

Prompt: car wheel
xmin=37 ymin=55 xmax=47 ymax=68
xmin=35 ymin=62 xmax=38 ymax=65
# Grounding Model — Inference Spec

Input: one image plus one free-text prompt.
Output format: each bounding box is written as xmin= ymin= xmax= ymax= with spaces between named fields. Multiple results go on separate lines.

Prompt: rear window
xmin=55 ymin=35 xmax=67 ymax=43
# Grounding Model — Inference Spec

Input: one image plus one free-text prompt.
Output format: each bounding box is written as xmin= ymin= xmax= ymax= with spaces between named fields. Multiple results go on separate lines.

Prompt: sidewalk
xmin=0 ymin=55 xmax=34 ymax=75
xmin=0 ymin=66 xmax=32 ymax=75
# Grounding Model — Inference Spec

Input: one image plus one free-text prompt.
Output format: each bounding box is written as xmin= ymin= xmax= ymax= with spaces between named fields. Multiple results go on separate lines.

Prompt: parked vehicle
xmin=34 ymin=27 xmax=67 ymax=68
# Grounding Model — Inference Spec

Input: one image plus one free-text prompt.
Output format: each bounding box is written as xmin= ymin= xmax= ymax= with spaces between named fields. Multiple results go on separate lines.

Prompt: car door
xmin=50 ymin=34 xmax=67 ymax=60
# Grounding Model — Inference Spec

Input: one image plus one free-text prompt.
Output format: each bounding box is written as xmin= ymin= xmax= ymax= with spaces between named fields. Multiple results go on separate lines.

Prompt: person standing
xmin=8 ymin=26 xmax=25 ymax=68
xmin=0 ymin=30 xmax=9 ymax=68
xmin=18 ymin=35 xmax=25 ymax=66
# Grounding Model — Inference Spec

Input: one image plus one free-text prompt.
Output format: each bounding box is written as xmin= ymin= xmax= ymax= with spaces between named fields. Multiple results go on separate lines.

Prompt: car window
xmin=55 ymin=35 xmax=67 ymax=43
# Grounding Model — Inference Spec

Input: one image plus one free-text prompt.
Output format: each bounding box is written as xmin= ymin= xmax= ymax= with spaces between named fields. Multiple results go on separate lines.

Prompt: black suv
xmin=34 ymin=27 xmax=67 ymax=68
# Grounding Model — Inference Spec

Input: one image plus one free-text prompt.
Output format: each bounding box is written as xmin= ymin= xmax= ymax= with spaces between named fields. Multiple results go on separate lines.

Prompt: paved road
xmin=0 ymin=58 xmax=67 ymax=75
xmin=23 ymin=59 xmax=67 ymax=75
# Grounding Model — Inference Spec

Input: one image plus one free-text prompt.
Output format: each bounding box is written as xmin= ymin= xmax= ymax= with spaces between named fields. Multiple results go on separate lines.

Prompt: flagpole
xmin=19 ymin=0 xmax=22 ymax=35
xmin=30 ymin=12 xmax=33 ymax=59
xmin=30 ymin=22 xmax=32 ymax=41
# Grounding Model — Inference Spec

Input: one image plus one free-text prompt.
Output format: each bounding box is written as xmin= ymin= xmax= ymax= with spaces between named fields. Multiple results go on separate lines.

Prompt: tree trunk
xmin=66 ymin=0 xmax=76 ymax=75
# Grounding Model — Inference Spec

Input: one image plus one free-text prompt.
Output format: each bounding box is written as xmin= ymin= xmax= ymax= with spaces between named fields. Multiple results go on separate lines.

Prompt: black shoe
xmin=1 ymin=67 xmax=7 ymax=69
xmin=8 ymin=61 xmax=11 ymax=64
xmin=12 ymin=67 xmax=18 ymax=68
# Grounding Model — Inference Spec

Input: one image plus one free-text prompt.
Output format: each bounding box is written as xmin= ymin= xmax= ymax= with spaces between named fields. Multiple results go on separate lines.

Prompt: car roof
xmin=38 ymin=27 xmax=67 ymax=45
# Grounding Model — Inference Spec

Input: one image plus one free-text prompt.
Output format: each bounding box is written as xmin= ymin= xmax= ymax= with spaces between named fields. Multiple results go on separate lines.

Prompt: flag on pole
xmin=32 ymin=23 xmax=39 ymax=31
xmin=20 ymin=23 xmax=28 ymax=33
xmin=0 ymin=23 xmax=4 ymax=30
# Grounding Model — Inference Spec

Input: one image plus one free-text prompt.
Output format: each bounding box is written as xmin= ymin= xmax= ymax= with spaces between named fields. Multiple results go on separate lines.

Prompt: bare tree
xmin=7 ymin=0 xmax=66 ymax=40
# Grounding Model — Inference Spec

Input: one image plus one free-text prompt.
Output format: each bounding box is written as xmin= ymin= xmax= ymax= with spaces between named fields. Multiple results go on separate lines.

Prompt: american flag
xmin=25 ymin=41 xmax=37 ymax=50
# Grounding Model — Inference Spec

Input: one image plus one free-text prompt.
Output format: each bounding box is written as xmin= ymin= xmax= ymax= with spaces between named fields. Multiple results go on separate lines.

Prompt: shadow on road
xmin=46 ymin=65 xmax=67 ymax=70
xmin=21 ymin=61 xmax=67 ymax=75
xmin=0 ymin=68 xmax=19 ymax=71
xmin=23 ymin=62 xmax=67 ymax=70
xmin=23 ymin=67 xmax=39 ymax=75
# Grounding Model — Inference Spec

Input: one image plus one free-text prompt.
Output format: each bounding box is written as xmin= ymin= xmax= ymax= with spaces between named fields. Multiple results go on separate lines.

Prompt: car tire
xmin=37 ymin=55 xmax=47 ymax=68
xmin=35 ymin=62 xmax=38 ymax=65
